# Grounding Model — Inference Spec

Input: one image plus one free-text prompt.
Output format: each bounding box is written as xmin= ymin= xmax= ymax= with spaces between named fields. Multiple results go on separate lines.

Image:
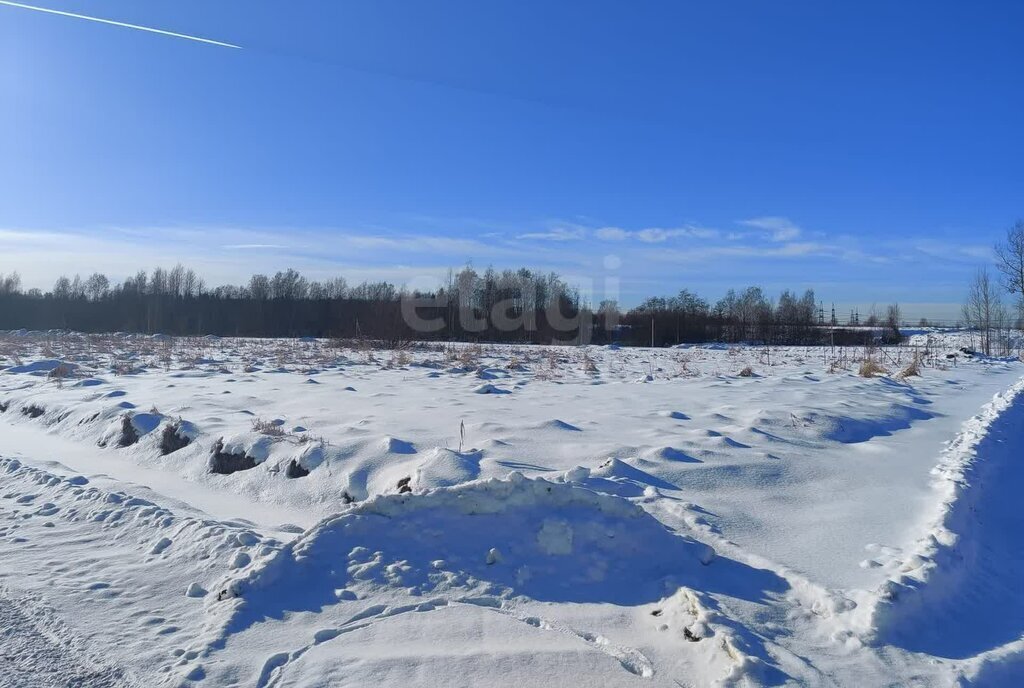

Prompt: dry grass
xmin=738 ymin=366 xmax=754 ymax=377
xmin=47 ymin=362 xmax=76 ymax=384
xmin=858 ymin=359 xmax=888 ymax=378
xmin=251 ymin=418 xmax=287 ymax=436
xmin=457 ymin=344 xmax=484 ymax=368
xmin=895 ymin=354 xmax=922 ymax=380
xmin=386 ymin=350 xmax=411 ymax=368
xmin=296 ymin=433 xmax=328 ymax=445
xmin=112 ymin=361 xmax=142 ymax=376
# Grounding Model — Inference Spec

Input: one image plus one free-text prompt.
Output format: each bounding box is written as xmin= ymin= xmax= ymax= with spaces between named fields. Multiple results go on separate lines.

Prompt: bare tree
xmin=52 ymin=276 xmax=72 ymax=299
xmin=0 ymin=272 xmax=22 ymax=295
xmin=182 ymin=268 xmax=202 ymax=297
xmin=69 ymin=274 xmax=86 ymax=299
xmin=864 ymin=303 xmax=880 ymax=328
xmin=325 ymin=277 xmax=348 ymax=299
xmin=248 ymin=274 xmax=271 ymax=300
xmin=885 ymin=303 xmax=902 ymax=341
xmin=149 ymin=267 xmax=168 ymax=296
xmin=994 ymin=219 xmax=1024 ymax=324
xmin=85 ymin=273 xmax=110 ymax=301
xmin=167 ymin=264 xmax=186 ymax=297
xmin=962 ymin=267 xmax=1005 ymax=356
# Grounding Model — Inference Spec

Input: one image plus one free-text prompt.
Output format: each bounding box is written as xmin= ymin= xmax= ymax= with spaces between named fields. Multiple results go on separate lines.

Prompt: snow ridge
xmin=0 ymin=457 xmax=283 ymax=685
xmin=867 ymin=375 xmax=1024 ymax=641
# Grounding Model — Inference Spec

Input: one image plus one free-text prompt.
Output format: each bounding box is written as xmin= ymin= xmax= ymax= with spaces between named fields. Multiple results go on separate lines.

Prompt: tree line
xmin=0 ymin=263 xmax=902 ymax=346
xmin=962 ymin=219 xmax=1024 ymax=356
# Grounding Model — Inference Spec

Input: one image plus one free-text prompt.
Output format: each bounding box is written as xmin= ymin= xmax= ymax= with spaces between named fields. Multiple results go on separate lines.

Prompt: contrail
xmin=0 ymin=0 xmax=241 ymax=49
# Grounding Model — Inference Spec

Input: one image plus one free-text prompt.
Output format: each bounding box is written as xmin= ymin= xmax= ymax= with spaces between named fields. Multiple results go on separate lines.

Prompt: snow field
xmin=1 ymin=331 xmax=1023 ymax=685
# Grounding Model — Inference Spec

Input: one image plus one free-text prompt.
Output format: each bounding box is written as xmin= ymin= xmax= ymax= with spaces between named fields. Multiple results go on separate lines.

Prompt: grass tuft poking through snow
xmin=858 ymin=359 xmax=888 ymax=378
xmin=895 ymin=354 xmax=923 ymax=380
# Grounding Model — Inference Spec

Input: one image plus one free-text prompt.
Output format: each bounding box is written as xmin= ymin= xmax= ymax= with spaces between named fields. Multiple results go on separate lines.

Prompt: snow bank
xmin=867 ymin=376 xmax=1024 ymax=642
xmin=0 ymin=457 xmax=282 ymax=684
xmin=177 ymin=476 xmax=807 ymax=685
xmin=205 ymin=476 xmax=715 ymax=634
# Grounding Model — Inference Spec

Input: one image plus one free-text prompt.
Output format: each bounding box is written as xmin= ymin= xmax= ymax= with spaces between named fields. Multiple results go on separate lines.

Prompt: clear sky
xmin=1 ymin=1 xmax=1021 ymax=319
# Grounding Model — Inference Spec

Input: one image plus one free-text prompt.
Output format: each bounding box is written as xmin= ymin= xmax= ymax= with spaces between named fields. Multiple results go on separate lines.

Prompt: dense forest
xmin=0 ymin=266 xmax=900 ymax=346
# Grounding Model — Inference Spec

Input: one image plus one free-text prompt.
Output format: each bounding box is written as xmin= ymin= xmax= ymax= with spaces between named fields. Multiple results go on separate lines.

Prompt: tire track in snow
xmin=0 ymin=587 xmax=133 ymax=688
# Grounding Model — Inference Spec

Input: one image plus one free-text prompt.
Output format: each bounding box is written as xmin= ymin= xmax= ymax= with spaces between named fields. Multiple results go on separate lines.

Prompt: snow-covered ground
xmin=1 ymin=331 xmax=1022 ymax=686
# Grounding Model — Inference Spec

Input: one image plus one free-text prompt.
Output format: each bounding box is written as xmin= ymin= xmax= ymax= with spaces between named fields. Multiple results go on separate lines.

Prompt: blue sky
xmin=1 ymin=1 xmax=1021 ymax=319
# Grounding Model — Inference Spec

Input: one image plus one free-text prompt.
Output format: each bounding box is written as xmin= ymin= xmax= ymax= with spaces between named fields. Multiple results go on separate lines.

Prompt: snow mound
xmin=217 ymin=476 xmax=721 ymax=617
xmin=643 ymin=446 xmax=702 ymax=463
xmin=571 ymin=457 xmax=680 ymax=497
xmin=380 ymin=436 xmax=417 ymax=454
xmin=472 ymin=383 xmax=510 ymax=394
xmin=414 ymin=447 xmax=482 ymax=488
xmin=218 ymin=433 xmax=274 ymax=463
xmin=647 ymin=586 xmax=778 ymax=684
xmin=98 ymin=411 xmax=163 ymax=448
xmin=291 ymin=441 xmax=328 ymax=473
xmin=535 ymin=419 xmax=581 ymax=432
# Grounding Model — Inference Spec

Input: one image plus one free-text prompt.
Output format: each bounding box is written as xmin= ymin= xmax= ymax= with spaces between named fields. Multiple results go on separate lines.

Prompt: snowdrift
xmin=184 ymin=475 xmax=796 ymax=687
xmin=0 ymin=457 xmax=284 ymax=685
xmin=220 ymin=475 xmax=719 ymax=611
xmin=869 ymin=376 xmax=1024 ymax=656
